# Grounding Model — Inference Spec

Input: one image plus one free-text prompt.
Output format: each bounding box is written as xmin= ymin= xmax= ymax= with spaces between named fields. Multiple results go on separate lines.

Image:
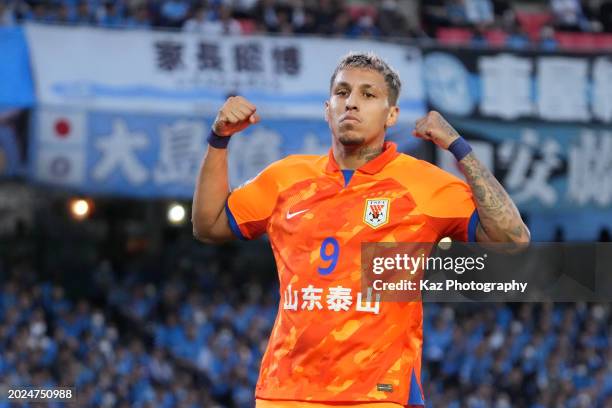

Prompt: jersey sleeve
xmin=226 ymin=163 xmax=280 ymax=240
xmin=426 ymin=178 xmax=480 ymax=242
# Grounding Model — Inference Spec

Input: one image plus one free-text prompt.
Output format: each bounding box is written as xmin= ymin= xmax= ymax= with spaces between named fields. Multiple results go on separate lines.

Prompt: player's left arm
xmin=413 ymin=111 xmax=530 ymax=244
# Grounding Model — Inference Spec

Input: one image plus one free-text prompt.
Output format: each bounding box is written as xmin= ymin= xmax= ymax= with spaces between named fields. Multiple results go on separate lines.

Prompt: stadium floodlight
xmin=438 ymin=236 xmax=452 ymax=250
xmin=167 ymin=203 xmax=186 ymax=225
xmin=70 ymin=198 xmax=91 ymax=220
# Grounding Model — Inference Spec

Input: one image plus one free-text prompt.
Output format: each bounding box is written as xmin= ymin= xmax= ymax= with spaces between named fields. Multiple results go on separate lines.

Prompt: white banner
xmin=25 ymin=23 xmax=425 ymax=121
xmin=29 ymin=107 xmax=423 ymax=197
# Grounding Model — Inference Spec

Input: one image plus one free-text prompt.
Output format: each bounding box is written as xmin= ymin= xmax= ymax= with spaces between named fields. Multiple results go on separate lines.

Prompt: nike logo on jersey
xmin=286 ymin=209 xmax=308 ymax=219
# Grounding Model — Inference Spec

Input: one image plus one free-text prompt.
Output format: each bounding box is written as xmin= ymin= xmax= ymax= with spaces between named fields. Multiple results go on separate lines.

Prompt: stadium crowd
xmin=4 ymin=244 xmax=612 ymax=408
xmin=0 ymin=262 xmax=224 ymax=408
xmin=1 ymin=0 xmax=612 ymax=48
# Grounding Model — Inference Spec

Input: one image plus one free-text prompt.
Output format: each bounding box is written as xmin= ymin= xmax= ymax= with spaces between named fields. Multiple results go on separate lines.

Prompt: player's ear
xmin=385 ymin=105 xmax=399 ymax=128
xmin=324 ymin=100 xmax=330 ymax=123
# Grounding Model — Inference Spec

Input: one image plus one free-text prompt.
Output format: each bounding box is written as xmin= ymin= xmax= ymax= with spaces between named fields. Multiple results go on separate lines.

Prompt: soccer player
xmin=192 ymin=52 xmax=530 ymax=408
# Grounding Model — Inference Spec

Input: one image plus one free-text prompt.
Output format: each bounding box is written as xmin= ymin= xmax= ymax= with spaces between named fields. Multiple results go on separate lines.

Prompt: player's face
xmin=325 ymin=68 xmax=399 ymax=148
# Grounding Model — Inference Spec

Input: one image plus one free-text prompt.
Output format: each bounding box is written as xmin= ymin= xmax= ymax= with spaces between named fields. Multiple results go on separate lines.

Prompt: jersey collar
xmin=325 ymin=141 xmax=399 ymax=175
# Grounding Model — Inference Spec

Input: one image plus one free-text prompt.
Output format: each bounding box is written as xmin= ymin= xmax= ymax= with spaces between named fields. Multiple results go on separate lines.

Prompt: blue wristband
xmin=448 ymin=137 xmax=472 ymax=161
xmin=207 ymin=130 xmax=231 ymax=149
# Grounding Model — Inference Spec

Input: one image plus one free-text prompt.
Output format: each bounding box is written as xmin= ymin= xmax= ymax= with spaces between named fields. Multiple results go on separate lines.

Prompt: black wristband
xmin=207 ymin=130 xmax=231 ymax=149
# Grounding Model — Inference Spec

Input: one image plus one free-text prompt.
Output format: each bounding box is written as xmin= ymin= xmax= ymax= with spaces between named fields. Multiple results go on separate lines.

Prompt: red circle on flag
xmin=55 ymin=119 xmax=70 ymax=137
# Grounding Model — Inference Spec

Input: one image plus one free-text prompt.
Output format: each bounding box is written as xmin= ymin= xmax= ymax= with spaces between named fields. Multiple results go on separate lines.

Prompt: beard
xmin=337 ymin=123 xmax=365 ymax=146
xmin=338 ymin=134 xmax=365 ymax=146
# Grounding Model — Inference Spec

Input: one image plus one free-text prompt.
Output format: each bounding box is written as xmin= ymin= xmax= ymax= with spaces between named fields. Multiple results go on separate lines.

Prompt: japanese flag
xmin=35 ymin=108 xmax=86 ymax=185
xmin=38 ymin=108 xmax=86 ymax=146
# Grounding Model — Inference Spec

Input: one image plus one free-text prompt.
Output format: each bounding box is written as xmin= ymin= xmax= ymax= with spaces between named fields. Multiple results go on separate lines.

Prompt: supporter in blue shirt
xmin=158 ymin=0 xmax=189 ymax=27
xmin=97 ymin=1 xmax=124 ymax=27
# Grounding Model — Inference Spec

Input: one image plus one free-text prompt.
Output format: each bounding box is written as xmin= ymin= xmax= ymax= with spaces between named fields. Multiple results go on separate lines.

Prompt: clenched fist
xmin=212 ymin=96 xmax=261 ymax=137
xmin=412 ymin=111 xmax=461 ymax=150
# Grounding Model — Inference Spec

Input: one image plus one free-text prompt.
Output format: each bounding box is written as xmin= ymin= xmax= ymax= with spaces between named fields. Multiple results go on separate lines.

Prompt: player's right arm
xmin=192 ymin=96 xmax=260 ymax=243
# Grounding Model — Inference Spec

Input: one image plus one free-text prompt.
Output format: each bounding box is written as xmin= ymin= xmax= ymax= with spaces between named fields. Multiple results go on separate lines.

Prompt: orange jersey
xmin=255 ymin=398 xmax=413 ymax=407
xmin=226 ymin=142 xmax=479 ymax=406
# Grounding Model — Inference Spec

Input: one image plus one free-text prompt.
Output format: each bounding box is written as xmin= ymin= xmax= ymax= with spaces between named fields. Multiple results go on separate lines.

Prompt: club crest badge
xmin=363 ymin=198 xmax=390 ymax=228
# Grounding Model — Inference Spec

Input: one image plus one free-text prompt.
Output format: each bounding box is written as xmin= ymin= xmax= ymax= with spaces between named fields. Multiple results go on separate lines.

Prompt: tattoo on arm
xmin=459 ymin=152 xmax=530 ymax=243
xmin=437 ymin=116 xmax=460 ymax=139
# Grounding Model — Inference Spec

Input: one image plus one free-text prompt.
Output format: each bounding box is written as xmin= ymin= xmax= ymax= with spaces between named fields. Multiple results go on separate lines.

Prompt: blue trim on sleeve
xmin=341 ymin=169 xmax=354 ymax=187
xmin=407 ymin=368 xmax=425 ymax=405
xmin=468 ymin=210 xmax=480 ymax=242
xmin=225 ymin=201 xmax=247 ymax=241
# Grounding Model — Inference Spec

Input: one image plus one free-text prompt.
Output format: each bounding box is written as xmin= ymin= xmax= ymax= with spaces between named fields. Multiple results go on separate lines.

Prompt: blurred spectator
xmin=465 ymin=0 xmax=495 ymax=26
xmin=5 ymin=0 xmax=611 ymax=51
xmin=396 ymin=0 xmax=423 ymax=36
xmin=420 ymin=0 xmax=450 ymax=37
xmin=378 ymin=0 xmax=412 ymax=37
xmin=75 ymin=0 xmax=95 ymax=25
xmin=294 ymin=6 xmax=317 ymax=34
xmin=182 ymin=6 xmax=210 ymax=33
xmin=97 ymin=1 xmax=124 ymax=28
xmin=421 ymin=0 xmax=451 ymax=36
xmin=275 ymin=6 xmax=294 ymax=34
xmin=287 ymin=0 xmax=306 ymax=32
xmin=0 ymin=1 xmax=16 ymax=26
xmin=313 ymin=0 xmax=341 ymax=35
xmin=125 ymin=5 xmax=151 ymax=29
xmin=492 ymin=0 xmax=511 ymax=19
xmin=551 ymin=0 xmax=588 ymax=31
xmin=253 ymin=0 xmax=281 ymax=32
xmin=600 ymin=0 xmax=612 ymax=32
xmin=347 ymin=11 xmax=380 ymax=39
xmin=232 ymin=0 xmax=259 ymax=18
xmin=328 ymin=11 xmax=351 ymax=36
xmin=55 ymin=4 xmax=75 ymax=24
xmin=580 ymin=0 xmax=603 ymax=31
xmin=471 ymin=23 xmax=489 ymax=47
xmin=30 ymin=2 xmax=53 ymax=23
xmin=506 ymin=23 xmax=530 ymax=49
xmin=539 ymin=24 xmax=559 ymax=50
xmin=447 ymin=0 xmax=469 ymax=27
xmin=158 ymin=0 xmax=190 ymax=28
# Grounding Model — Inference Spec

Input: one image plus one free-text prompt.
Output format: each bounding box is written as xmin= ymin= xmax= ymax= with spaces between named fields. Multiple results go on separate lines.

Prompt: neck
xmin=332 ymin=139 xmax=384 ymax=170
